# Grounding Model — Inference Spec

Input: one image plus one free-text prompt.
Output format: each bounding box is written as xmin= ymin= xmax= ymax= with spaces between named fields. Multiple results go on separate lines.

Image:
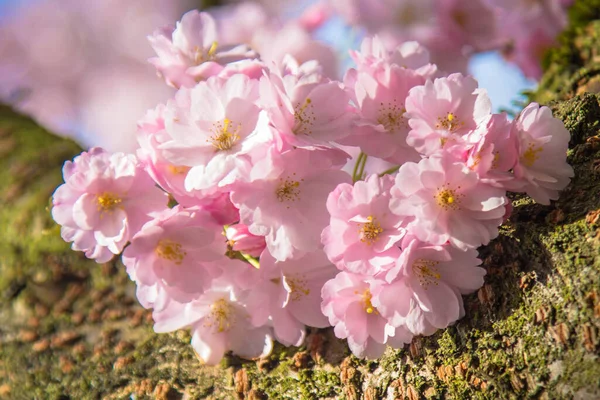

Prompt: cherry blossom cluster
xmin=327 ymin=0 xmax=573 ymax=79
xmin=51 ymin=10 xmax=573 ymax=363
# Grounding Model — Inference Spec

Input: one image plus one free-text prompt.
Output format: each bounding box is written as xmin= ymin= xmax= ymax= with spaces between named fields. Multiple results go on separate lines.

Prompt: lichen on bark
xmin=1 ymin=2 xmax=600 ymax=398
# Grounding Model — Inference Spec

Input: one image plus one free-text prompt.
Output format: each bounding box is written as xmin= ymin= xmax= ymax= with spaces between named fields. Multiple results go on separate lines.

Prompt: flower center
xmin=435 ymin=186 xmax=461 ymax=211
xmin=286 ymin=275 xmax=310 ymax=301
xmin=521 ymin=143 xmax=543 ymax=168
xmin=293 ymin=98 xmax=316 ymax=135
xmin=208 ymin=118 xmax=241 ymax=151
xmin=204 ymin=298 xmax=234 ymax=333
xmin=360 ymin=289 xmax=378 ymax=314
xmin=155 ymin=239 xmax=186 ymax=265
xmin=192 ymin=41 xmax=218 ymax=65
xmin=276 ymin=176 xmax=302 ymax=204
xmin=167 ymin=165 xmax=191 ymax=175
xmin=377 ymin=100 xmax=407 ymax=133
xmin=359 ymin=216 xmax=383 ymax=245
xmin=96 ymin=192 xmax=122 ymax=213
xmin=412 ymin=259 xmax=441 ymax=289
xmin=436 ymin=112 xmax=464 ymax=133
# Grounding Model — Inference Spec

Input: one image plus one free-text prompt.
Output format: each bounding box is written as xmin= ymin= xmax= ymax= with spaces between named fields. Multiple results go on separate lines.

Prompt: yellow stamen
xmin=208 ymin=118 xmax=241 ymax=151
xmin=521 ymin=143 xmax=543 ymax=168
xmin=155 ymin=239 xmax=186 ymax=265
xmin=208 ymin=41 xmax=218 ymax=58
xmin=293 ymin=98 xmax=316 ymax=135
xmin=435 ymin=186 xmax=461 ymax=211
xmin=167 ymin=165 xmax=190 ymax=175
xmin=413 ymin=259 xmax=441 ymax=289
xmin=204 ymin=298 xmax=234 ymax=333
xmin=359 ymin=216 xmax=384 ymax=245
xmin=276 ymin=175 xmax=302 ymax=204
xmin=193 ymin=41 xmax=219 ymax=65
xmin=286 ymin=275 xmax=310 ymax=301
xmin=361 ymin=289 xmax=377 ymax=314
xmin=435 ymin=112 xmax=465 ymax=133
xmin=377 ymin=100 xmax=407 ymax=133
xmin=96 ymin=193 xmax=122 ymax=214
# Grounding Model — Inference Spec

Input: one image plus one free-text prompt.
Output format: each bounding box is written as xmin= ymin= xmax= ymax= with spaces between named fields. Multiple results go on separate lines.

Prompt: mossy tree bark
xmin=2 ymin=2 xmax=600 ymax=399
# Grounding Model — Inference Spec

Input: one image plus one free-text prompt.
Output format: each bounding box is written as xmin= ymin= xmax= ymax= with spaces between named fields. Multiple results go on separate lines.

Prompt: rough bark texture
xmin=1 ymin=2 xmax=600 ymax=399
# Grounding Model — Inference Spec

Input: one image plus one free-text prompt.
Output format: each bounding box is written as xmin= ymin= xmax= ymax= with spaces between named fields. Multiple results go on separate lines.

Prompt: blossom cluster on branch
xmin=51 ymin=10 xmax=573 ymax=363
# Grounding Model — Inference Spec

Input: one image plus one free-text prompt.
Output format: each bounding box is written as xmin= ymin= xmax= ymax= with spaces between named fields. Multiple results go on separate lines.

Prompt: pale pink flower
xmin=466 ymin=113 xmax=518 ymax=188
xmin=259 ymin=56 xmax=354 ymax=150
xmin=485 ymin=0 xmax=567 ymax=37
xmin=342 ymin=64 xmax=424 ymax=163
xmin=152 ymin=280 xmax=273 ymax=365
xmin=321 ymin=271 xmax=413 ymax=359
xmin=122 ymin=206 xmax=226 ymax=305
xmin=322 ymin=174 xmax=407 ymax=275
xmin=51 ymin=148 xmax=168 ymax=262
xmin=148 ymin=10 xmax=257 ymax=88
xmin=372 ymin=236 xmax=485 ymax=335
xmin=137 ymin=103 xmax=200 ymax=206
xmin=244 ymin=250 xmax=337 ymax=346
xmin=506 ymin=28 xmax=557 ymax=80
xmin=405 ymin=73 xmax=492 ymax=156
xmin=389 ymin=154 xmax=507 ymax=251
xmin=329 ymin=0 xmax=435 ymax=38
xmin=210 ymin=1 xmax=269 ymax=47
xmin=157 ymin=74 xmax=264 ymax=194
xmin=254 ymin=23 xmax=339 ymax=79
xmin=225 ymin=224 xmax=266 ymax=258
xmin=136 ymin=99 xmax=242 ymax=222
xmin=511 ymin=103 xmax=573 ymax=204
xmin=298 ymin=2 xmax=332 ymax=32
xmin=350 ymin=36 xmax=437 ymax=80
xmin=488 ymin=0 xmax=567 ymax=79
xmin=231 ymin=147 xmax=351 ymax=261
xmin=435 ymin=0 xmax=498 ymax=51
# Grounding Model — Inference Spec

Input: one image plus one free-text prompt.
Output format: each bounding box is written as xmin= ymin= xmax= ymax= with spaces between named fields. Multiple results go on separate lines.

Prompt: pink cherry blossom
xmin=349 ymin=37 xmax=437 ymax=80
xmin=321 ymin=271 xmax=413 ymax=359
xmin=435 ymin=0 xmax=498 ymax=51
xmin=485 ymin=0 xmax=567 ymax=37
xmin=466 ymin=113 xmax=518 ymax=188
xmin=297 ymin=2 xmax=332 ymax=32
xmin=389 ymin=154 xmax=507 ymax=251
xmin=405 ymin=73 xmax=492 ymax=156
xmin=342 ymin=64 xmax=424 ymax=163
xmin=225 ymin=224 xmax=266 ymax=258
xmin=231 ymin=147 xmax=351 ymax=261
xmin=372 ymin=236 xmax=485 ymax=335
xmin=122 ymin=206 xmax=226 ymax=305
xmin=209 ymin=1 xmax=269 ymax=47
xmin=510 ymin=103 xmax=573 ymax=204
xmin=259 ymin=56 xmax=354 ymax=150
xmin=329 ymin=0 xmax=435 ymax=39
xmin=322 ymin=174 xmax=407 ymax=275
xmin=152 ymin=279 xmax=273 ymax=365
xmin=254 ymin=22 xmax=339 ymax=79
xmin=137 ymin=102 xmax=200 ymax=206
xmin=148 ymin=10 xmax=257 ymax=88
xmin=244 ymin=250 xmax=337 ymax=346
xmin=51 ymin=147 xmax=168 ymax=262
xmin=505 ymin=28 xmax=557 ymax=80
xmin=157 ymin=73 xmax=265 ymax=195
